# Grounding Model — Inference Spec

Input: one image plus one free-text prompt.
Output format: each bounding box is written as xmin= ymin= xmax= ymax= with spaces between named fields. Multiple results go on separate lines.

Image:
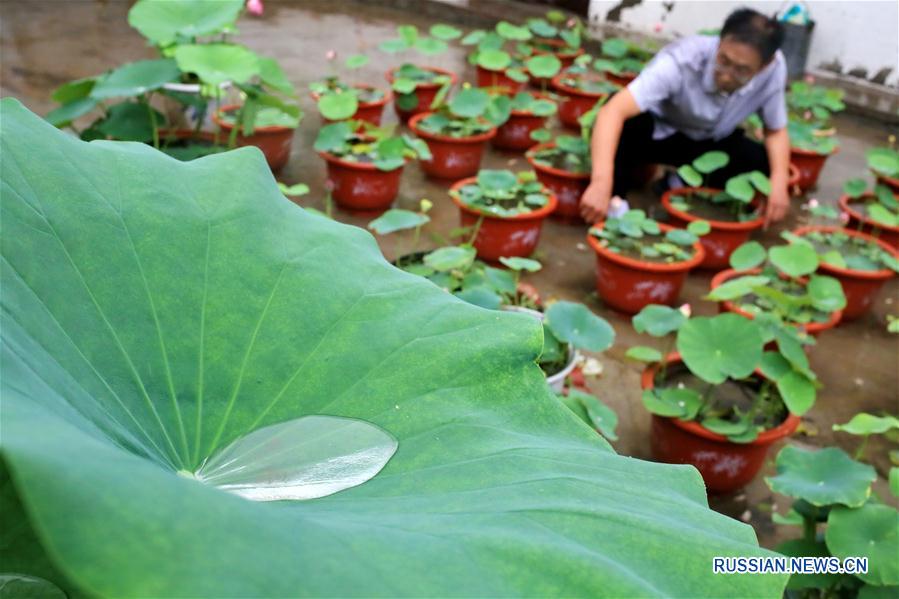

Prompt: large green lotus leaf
xmin=0 ymin=100 xmax=785 ymax=597
xmin=765 ymin=446 xmax=876 ymax=507
xmin=826 ymin=503 xmax=899 ymax=586
xmin=89 ymin=59 xmax=181 ymax=100
xmin=128 ymin=0 xmax=245 ymax=45
xmin=174 ymin=44 xmax=260 ymax=87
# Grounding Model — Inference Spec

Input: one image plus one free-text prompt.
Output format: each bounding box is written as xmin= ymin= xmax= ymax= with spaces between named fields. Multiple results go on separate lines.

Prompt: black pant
xmin=612 ymin=112 xmax=769 ymax=197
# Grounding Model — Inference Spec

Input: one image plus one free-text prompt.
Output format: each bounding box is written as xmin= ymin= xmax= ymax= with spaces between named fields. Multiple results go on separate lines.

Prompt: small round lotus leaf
xmin=625 ymin=346 xmax=662 ymax=362
xmin=729 ymin=241 xmax=767 ymax=271
xmin=498 ymin=257 xmax=542 ymax=272
xmin=675 ymin=314 xmax=763 ymax=384
xmin=775 ymin=539 xmax=842 ymax=590
xmin=525 ymin=54 xmax=562 ymax=78
xmin=826 ymin=503 xmax=899 ymax=586
xmin=429 ymin=24 xmax=462 ymax=40
xmin=632 ymin=304 xmax=686 ymax=337
xmin=833 ymin=413 xmax=899 ymax=436
xmin=477 ymin=169 xmax=517 ymax=190
xmin=318 ymin=92 xmax=358 ymax=121
xmin=765 ymin=445 xmax=876 ymax=507
xmin=692 ymin=150 xmax=729 ymax=174
xmin=770 ymin=244 xmax=819 ymax=278
xmin=368 ymin=209 xmax=430 ymax=235
xmin=545 ymin=301 xmax=615 ymax=352
xmin=448 ymin=88 xmax=490 ymax=118
xmin=476 ymin=49 xmax=512 ymax=71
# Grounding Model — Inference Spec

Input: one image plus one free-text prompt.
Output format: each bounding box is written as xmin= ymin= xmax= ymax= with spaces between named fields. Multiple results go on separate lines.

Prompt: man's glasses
xmin=714 ymin=52 xmax=754 ymax=84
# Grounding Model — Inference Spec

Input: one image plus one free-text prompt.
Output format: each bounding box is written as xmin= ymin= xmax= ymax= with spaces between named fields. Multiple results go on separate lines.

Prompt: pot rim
xmin=839 ymin=193 xmax=899 ymax=233
xmin=661 ymin=187 xmax=766 ymax=231
xmin=550 ymin=71 xmax=613 ymax=99
xmin=872 ymin=169 xmax=899 ymax=188
xmin=408 ymin=112 xmax=497 ymax=143
xmin=384 ymin=65 xmax=459 ymax=90
xmin=710 ymin=267 xmax=843 ymax=333
xmin=586 ymin=221 xmax=706 ymax=272
xmin=162 ymin=80 xmax=232 ymax=93
xmin=449 ymin=176 xmax=559 ymax=221
xmin=318 ymin=150 xmax=409 ymax=172
xmin=309 ymin=83 xmax=393 ymax=108
xmin=525 ymin=142 xmax=590 ymax=180
xmin=790 ymin=144 xmax=840 ymax=158
xmin=640 ymin=352 xmax=802 ymax=445
xmin=791 ymin=225 xmax=898 ymax=280
xmin=213 ymin=103 xmax=296 ymax=133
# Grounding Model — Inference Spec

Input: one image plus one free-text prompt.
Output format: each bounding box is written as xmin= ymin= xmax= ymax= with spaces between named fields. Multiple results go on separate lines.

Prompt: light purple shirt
xmin=628 ymin=35 xmax=787 ymax=141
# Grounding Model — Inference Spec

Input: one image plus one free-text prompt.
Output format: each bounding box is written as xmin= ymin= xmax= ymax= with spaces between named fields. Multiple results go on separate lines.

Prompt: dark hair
xmin=720 ymin=8 xmax=784 ymax=63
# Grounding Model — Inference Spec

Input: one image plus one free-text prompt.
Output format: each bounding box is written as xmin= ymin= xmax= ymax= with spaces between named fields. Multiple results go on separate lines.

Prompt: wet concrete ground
xmin=3 ymin=0 xmax=897 ymax=549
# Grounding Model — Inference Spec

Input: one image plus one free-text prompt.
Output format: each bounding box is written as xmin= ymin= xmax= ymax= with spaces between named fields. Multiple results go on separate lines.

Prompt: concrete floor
xmin=3 ymin=0 xmax=897 ymax=549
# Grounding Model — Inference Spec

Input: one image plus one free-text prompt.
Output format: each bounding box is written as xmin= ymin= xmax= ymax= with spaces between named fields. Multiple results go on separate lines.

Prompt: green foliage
xmin=89 ymin=59 xmax=180 ymax=99
xmin=314 ymin=121 xmax=429 ymax=171
xmin=368 ymin=209 xmax=430 ymax=235
xmin=590 ymin=210 xmax=701 ymax=263
xmin=415 ymin=88 xmax=510 ymax=137
xmin=451 ymin=169 xmax=551 ymax=217
xmin=788 ymin=119 xmax=839 ymax=155
xmin=632 ymin=304 xmax=687 ymax=337
xmin=787 ymin=81 xmax=846 ymax=128
xmin=729 ymin=241 xmax=767 ymax=270
xmin=0 ymin=99 xmax=788 ymax=597
xmin=676 ymin=314 xmax=762 ymax=385
xmin=128 ymin=0 xmax=244 ymax=46
xmin=560 ymin=388 xmax=618 ymax=441
xmin=767 ymin=446 xmax=876 ymax=508
xmin=545 ymin=301 xmax=615 ymax=352
xmin=833 ymin=413 xmax=899 ymax=436
xmin=867 ymin=147 xmax=899 ymax=178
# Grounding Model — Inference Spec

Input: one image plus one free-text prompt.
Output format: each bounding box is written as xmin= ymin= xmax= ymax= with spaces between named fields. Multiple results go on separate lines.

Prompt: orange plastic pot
xmin=310 ymin=85 xmax=392 ymax=126
xmin=475 ymin=65 xmax=526 ymax=93
xmin=492 ymin=93 xmax=555 ymax=151
xmin=792 ymin=225 xmax=898 ymax=321
xmin=874 ymin=171 xmax=899 ymax=196
xmin=319 ymin=151 xmax=405 ymax=213
xmin=790 ymin=145 xmax=838 ymax=192
xmin=586 ymin=223 xmax=705 ymax=314
xmin=551 ymin=73 xmax=610 ymax=130
xmin=643 ymin=353 xmax=801 ymax=495
xmin=840 ymin=193 xmax=899 ymax=249
xmin=408 ymin=112 xmax=496 ymax=179
xmin=450 ymin=177 xmax=558 ymax=262
xmin=710 ymin=268 xmax=843 ymax=336
xmin=526 ymin=143 xmax=590 ymax=224
xmin=661 ymin=187 xmax=765 ymax=270
xmin=385 ymin=66 xmax=458 ymax=123
xmin=213 ymin=105 xmax=294 ymax=171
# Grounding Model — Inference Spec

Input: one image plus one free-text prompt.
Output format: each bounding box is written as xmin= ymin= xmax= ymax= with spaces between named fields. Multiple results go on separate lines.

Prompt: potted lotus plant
xmin=408 ymin=87 xmax=509 ymax=179
xmin=786 ymin=81 xmax=844 ymax=192
xmin=525 ymin=11 xmax=586 ymax=81
xmin=551 ymin=55 xmax=620 ymax=129
xmin=865 ymin=143 xmax=899 ymax=195
xmin=839 ymin=177 xmax=899 ymax=248
xmin=792 ymin=196 xmax=899 ymax=320
xmin=662 ymin=150 xmax=768 ymax=269
xmin=463 ymin=21 xmax=533 ymax=92
xmin=593 ymin=37 xmax=655 ymax=87
xmin=314 ymin=120 xmax=431 ymax=212
xmin=525 ymin=105 xmax=596 ymax=222
xmin=587 ymin=209 xmax=708 ymax=314
xmin=491 ymin=90 xmax=557 ymax=151
xmin=309 ymin=52 xmax=391 ymax=125
xmin=448 ymin=169 xmax=558 ymax=261
xmin=380 ymin=24 xmax=462 ymax=122
xmin=708 ymin=238 xmax=846 ymax=338
xmin=766 ymin=415 xmax=898 ymax=596
xmin=627 ymin=305 xmax=817 ymax=494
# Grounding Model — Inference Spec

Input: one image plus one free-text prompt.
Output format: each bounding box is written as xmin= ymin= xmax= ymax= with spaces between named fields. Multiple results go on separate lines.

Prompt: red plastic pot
xmin=551 ymin=73 xmax=610 ymax=130
xmin=475 ymin=65 xmax=526 ymax=93
xmin=213 ymin=104 xmax=295 ymax=171
xmin=408 ymin=112 xmax=496 ymax=179
xmin=792 ymin=225 xmax=898 ymax=321
xmin=840 ymin=193 xmax=899 ymax=249
xmin=661 ymin=187 xmax=765 ymax=270
xmin=788 ymin=162 xmax=801 ymax=196
xmin=874 ymin=171 xmax=899 ymax=196
xmin=710 ymin=268 xmax=843 ymax=336
xmin=385 ymin=66 xmax=458 ymax=123
xmin=790 ymin=145 xmax=838 ymax=192
xmin=450 ymin=177 xmax=558 ymax=262
xmin=492 ymin=93 xmax=555 ymax=151
xmin=310 ymin=85 xmax=392 ymax=126
xmin=643 ymin=353 xmax=801 ymax=495
xmin=319 ymin=151 xmax=405 ymax=213
xmin=526 ymin=142 xmax=590 ymax=224
xmin=604 ymin=71 xmax=636 ymax=87
xmin=586 ymin=223 xmax=705 ymax=314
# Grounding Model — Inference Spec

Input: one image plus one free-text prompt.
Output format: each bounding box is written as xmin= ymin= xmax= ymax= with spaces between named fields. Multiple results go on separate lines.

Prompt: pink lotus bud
xmin=325 ymin=50 xmax=337 ymax=61
xmin=808 ymin=198 xmax=819 ymax=209
xmin=567 ymin=18 xmax=577 ymax=28
xmin=678 ymin=303 xmax=691 ymax=318
xmin=653 ymin=22 xmax=664 ymax=33
xmin=804 ymin=74 xmax=815 ymax=84
xmin=839 ymin=211 xmax=850 ymax=224
xmin=607 ymin=196 xmax=629 ymax=218
xmin=803 ymin=110 xmax=812 ymax=120
xmin=246 ymin=0 xmax=263 ymax=16
xmin=325 ymin=179 xmax=335 ymax=192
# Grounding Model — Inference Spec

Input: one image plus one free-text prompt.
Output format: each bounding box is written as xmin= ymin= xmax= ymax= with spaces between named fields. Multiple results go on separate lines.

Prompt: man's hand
xmin=579 ymin=181 xmax=611 ymax=223
xmin=764 ymin=182 xmax=790 ymax=227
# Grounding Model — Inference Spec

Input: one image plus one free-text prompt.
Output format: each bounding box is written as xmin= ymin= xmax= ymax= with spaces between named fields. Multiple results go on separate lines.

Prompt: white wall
xmin=588 ymin=0 xmax=899 ymax=86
